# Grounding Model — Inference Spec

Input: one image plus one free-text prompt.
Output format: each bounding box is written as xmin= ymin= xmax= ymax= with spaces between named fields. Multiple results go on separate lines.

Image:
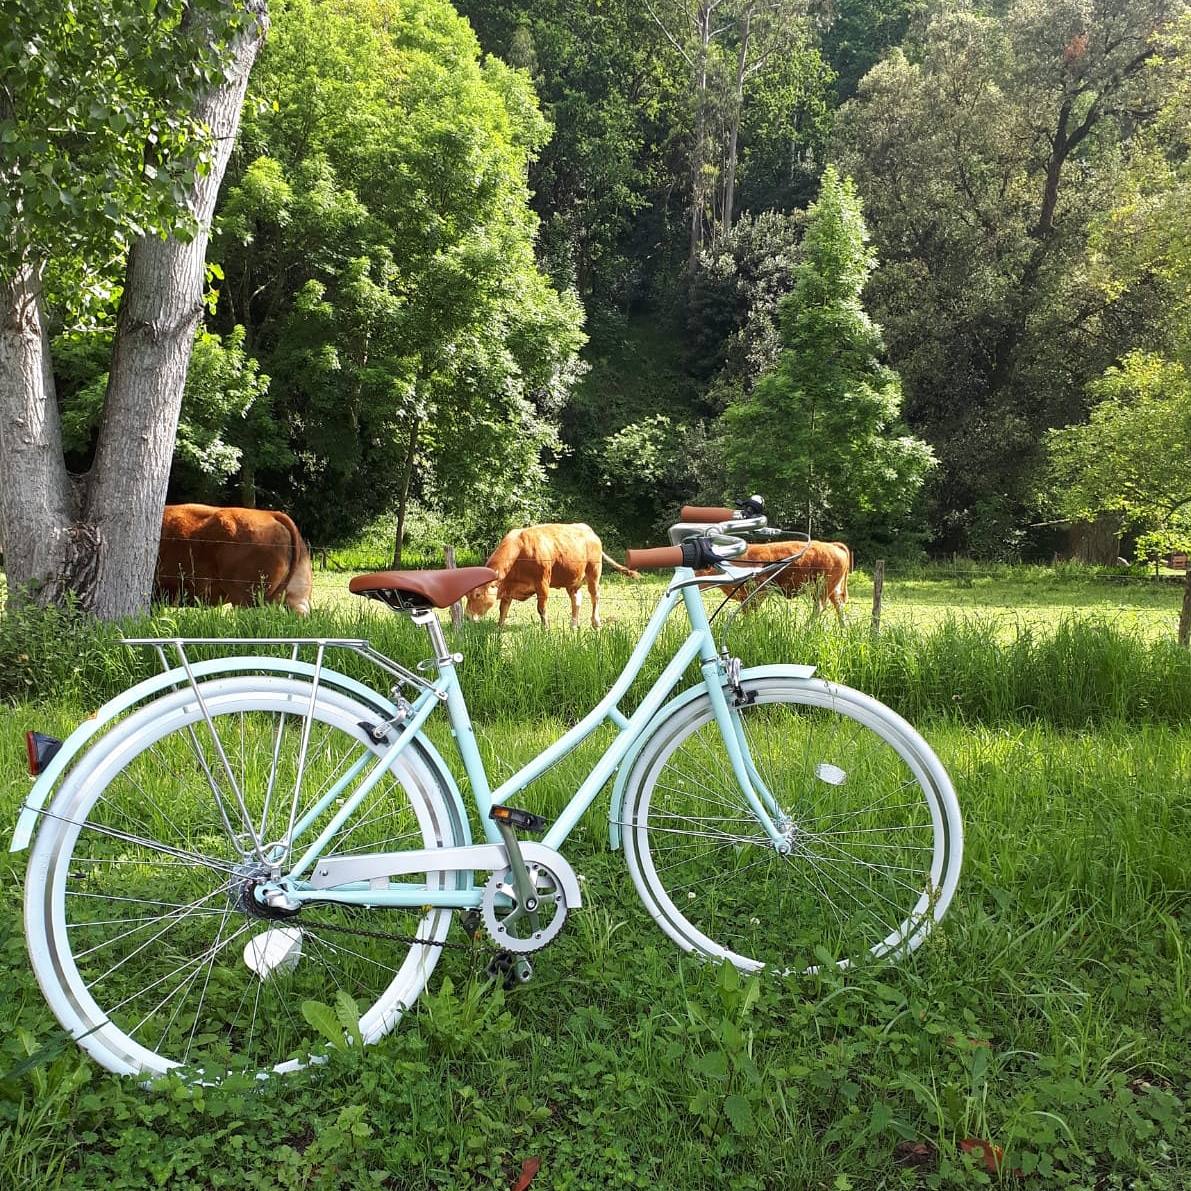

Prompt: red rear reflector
xmin=25 ymin=732 xmax=63 ymax=777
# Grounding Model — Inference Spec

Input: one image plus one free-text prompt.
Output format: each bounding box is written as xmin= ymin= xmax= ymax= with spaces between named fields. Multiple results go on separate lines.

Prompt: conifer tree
xmin=720 ymin=165 xmax=934 ymax=536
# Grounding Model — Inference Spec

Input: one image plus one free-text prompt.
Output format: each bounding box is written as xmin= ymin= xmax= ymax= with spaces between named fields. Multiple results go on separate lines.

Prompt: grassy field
xmin=307 ymin=559 xmax=1187 ymax=641
xmin=0 ymin=568 xmax=1187 ymax=1188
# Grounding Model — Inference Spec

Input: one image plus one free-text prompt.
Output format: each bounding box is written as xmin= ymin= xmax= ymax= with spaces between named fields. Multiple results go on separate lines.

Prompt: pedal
xmin=486 ymin=949 xmax=534 ymax=989
xmin=459 ymin=909 xmax=484 ymax=941
xmin=489 ymin=804 xmax=547 ymax=833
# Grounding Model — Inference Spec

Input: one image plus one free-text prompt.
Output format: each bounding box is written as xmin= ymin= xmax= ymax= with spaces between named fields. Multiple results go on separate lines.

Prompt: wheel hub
xmin=235 ymin=866 xmax=302 ymax=920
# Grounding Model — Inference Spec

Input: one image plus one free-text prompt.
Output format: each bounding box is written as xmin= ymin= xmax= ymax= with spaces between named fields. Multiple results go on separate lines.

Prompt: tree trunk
xmin=1179 ymin=567 xmax=1191 ymax=648
xmin=721 ymin=5 xmax=751 ymax=243
xmin=687 ymin=5 xmax=712 ymax=270
xmin=0 ymin=3 xmax=268 ymax=618
xmin=392 ymin=416 xmax=421 ymax=566
xmin=0 ymin=263 xmax=76 ymax=607
xmin=239 ymin=457 xmax=257 ymax=507
xmin=81 ymin=2 xmax=268 ymax=619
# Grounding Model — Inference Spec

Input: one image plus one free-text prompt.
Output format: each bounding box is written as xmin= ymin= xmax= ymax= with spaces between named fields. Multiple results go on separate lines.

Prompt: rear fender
xmin=11 ymin=658 xmax=470 ymax=852
xmin=607 ymin=663 xmax=816 ymax=850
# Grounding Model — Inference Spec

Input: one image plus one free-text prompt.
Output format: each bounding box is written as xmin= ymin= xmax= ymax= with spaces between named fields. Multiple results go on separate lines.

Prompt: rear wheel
xmin=24 ymin=677 xmax=463 ymax=1079
xmin=622 ymin=677 xmax=962 ymax=974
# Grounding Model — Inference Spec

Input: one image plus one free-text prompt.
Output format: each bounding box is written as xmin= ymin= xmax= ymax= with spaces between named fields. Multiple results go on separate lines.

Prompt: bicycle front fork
xmin=703 ymin=656 xmax=791 ymax=852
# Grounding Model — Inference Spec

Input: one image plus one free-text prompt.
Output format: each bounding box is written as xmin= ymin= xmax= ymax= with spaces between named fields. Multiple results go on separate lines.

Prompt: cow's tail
xmin=273 ymin=512 xmax=312 ymax=616
xmin=602 ymin=551 xmax=640 ymax=579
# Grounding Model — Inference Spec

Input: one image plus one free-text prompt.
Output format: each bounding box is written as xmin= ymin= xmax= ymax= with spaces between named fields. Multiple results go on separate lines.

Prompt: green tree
xmin=58 ymin=325 xmax=276 ymax=500
xmin=719 ymin=166 xmax=934 ymax=538
xmin=212 ymin=0 xmax=585 ymax=549
xmin=1045 ymin=352 xmax=1191 ymax=558
xmin=456 ymin=0 xmax=684 ymax=308
xmin=833 ymin=0 xmax=1187 ymax=554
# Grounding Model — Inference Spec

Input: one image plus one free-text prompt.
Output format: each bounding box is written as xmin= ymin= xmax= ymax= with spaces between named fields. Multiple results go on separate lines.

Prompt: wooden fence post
xmin=871 ymin=559 xmax=885 ymax=635
xmin=1179 ymin=565 xmax=1191 ymax=648
xmin=444 ymin=544 xmax=464 ymax=630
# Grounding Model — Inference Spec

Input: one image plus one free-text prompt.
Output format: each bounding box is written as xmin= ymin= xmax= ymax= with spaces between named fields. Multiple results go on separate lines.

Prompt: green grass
xmin=4 ymin=591 xmax=1189 ymax=727
xmin=0 ymin=571 xmax=1188 ymax=1187
xmin=303 ymin=555 xmax=1186 ymax=640
xmin=0 ymin=705 xmax=1186 ymax=1187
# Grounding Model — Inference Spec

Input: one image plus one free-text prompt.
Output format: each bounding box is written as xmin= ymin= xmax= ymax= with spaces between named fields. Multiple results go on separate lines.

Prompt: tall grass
xmin=0 ymin=709 xmax=1186 ymax=1186
xmin=2 ymin=599 xmax=1188 ymax=728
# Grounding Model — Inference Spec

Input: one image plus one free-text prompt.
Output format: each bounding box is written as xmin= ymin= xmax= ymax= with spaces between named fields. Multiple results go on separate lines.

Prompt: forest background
xmin=26 ymin=0 xmax=1191 ymax=568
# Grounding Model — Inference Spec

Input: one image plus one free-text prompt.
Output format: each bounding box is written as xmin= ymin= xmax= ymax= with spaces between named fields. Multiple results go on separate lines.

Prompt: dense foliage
xmin=1045 ymin=352 xmax=1191 ymax=558
xmin=15 ymin=0 xmax=1191 ymax=568
xmin=207 ymin=0 xmax=586 ymax=549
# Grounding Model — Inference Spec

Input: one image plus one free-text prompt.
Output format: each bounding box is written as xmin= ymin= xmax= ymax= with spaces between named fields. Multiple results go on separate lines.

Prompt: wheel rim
xmin=28 ymin=680 xmax=455 ymax=1078
xmin=625 ymin=681 xmax=959 ymax=974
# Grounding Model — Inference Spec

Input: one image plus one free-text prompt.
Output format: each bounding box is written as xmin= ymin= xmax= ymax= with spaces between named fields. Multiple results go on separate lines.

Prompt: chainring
xmin=480 ymin=862 xmax=567 ymax=954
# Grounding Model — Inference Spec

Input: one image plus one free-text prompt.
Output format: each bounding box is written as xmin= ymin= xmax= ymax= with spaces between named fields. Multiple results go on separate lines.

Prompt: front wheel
xmin=24 ymin=676 xmax=464 ymax=1079
xmin=621 ymin=677 xmax=962 ymax=974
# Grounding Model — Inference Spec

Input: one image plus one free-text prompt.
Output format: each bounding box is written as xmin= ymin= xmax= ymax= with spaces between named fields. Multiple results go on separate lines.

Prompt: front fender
xmin=11 ymin=658 xmax=471 ymax=852
xmin=607 ymin=663 xmax=816 ymax=850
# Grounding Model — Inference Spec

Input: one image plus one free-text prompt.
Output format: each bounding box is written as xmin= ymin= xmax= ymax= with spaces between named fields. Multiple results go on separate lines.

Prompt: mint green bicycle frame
xmin=278 ymin=568 xmax=787 ymax=911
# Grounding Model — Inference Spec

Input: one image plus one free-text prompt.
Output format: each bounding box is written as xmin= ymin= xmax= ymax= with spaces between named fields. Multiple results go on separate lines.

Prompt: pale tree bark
xmin=0 ymin=264 xmax=77 ymax=605
xmin=720 ymin=3 xmax=752 ymax=244
xmin=689 ymin=5 xmax=713 ymax=269
xmin=720 ymin=1 xmax=802 ymax=243
xmin=83 ymin=1 xmax=269 ymax=618
xmin=644 ymin=0 xmax=730 ymax=271
xmin=0 ymin=1 xmax=269 ymax=618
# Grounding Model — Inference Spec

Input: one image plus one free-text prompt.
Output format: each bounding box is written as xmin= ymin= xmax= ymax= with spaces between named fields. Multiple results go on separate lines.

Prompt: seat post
xmin=411 ymin=609 xmax=456 ymax=667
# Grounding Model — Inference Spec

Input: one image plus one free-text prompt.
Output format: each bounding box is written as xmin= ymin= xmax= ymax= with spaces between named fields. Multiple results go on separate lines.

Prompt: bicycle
xmin=14 ymin=499 xmax=963 ymax=1079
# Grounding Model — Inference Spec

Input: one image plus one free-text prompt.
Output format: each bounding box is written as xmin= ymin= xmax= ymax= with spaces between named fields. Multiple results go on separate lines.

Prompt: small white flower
xmin=577 ymin=873 xmax=587 ymax=882
xmin=687 ymin=891 xmax=697 ymax=900
xmin=749 ymin=917 xmax=760 ymax=926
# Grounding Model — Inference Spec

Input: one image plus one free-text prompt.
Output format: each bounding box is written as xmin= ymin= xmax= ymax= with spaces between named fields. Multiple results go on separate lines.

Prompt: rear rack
xmin=121 ymin=637 xmax=443 ymax=699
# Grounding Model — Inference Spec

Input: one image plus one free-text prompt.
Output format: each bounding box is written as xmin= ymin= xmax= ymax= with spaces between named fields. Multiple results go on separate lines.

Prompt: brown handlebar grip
xmin=681 ymin=505 xmax=736 ymax=522
xmin=625 ymin=545 xmax=685 ymax=571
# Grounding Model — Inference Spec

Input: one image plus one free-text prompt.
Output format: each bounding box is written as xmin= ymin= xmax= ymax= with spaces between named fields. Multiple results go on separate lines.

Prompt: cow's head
xmin=465 ymin=582 xmax=499 ymax=620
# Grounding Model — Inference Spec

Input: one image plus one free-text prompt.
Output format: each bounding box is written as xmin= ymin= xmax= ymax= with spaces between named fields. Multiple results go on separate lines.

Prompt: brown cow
xmin=712 ymin=540 xmax=852 ymax=624
xmin=156 ymin=504 xmax=313 ymax=615
xmin=465 ymin=523 xmax=638 ymax=628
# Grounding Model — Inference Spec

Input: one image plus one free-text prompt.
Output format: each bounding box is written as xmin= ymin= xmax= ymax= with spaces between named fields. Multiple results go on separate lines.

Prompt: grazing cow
xmin=712 ymin=540 xmax=852 ymax=624
xmin=465 ymin=523 xmax=638 ymax=628
xmin=156 ymin=504 xmax=313 ymax=615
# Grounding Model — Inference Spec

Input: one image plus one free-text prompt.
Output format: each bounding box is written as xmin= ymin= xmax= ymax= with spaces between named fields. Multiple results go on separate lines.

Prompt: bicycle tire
xmin=24 ymin=676 xmax=462 ymax=1079
xmin=621 ymin=676 xmax=962 ymax=974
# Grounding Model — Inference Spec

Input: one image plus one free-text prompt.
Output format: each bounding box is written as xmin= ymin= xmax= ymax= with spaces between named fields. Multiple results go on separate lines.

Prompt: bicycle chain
xmin=296 ymin=914 xmax=479 ymax=952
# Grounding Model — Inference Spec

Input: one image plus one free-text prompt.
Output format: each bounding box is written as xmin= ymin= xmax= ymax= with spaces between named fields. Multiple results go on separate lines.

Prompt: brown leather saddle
xmin=349 ymin=566 xmax=497 ymax=610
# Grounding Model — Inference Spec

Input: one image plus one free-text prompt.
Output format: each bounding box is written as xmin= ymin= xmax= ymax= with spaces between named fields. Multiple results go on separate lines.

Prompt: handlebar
xmin=629 ymin=495 xmax=772 ymax=572
xmin=626 ymin=533 xmax=750 ymax=572
xmin=680 ymin=505 xmax=737 ymax=523
xmin=625 ymin=545 xmax=684 ymax=571
xmin=680 ymin=495 xmax=764 ymax=523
